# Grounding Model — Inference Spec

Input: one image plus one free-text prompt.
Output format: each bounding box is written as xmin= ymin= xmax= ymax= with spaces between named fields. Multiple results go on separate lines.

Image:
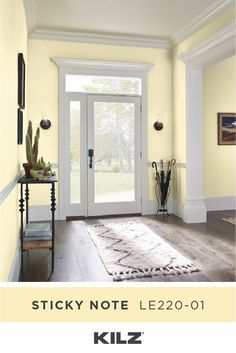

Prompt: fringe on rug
xmin=222 ymin=217 xmax=236 ymax=225
xmin=112 ymin=264 xmax=200 ymax=281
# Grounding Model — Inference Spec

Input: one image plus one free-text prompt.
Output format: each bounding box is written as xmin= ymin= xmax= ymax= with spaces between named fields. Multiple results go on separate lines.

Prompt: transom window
xmin=65 ymin=74 xmax=142 ymax=95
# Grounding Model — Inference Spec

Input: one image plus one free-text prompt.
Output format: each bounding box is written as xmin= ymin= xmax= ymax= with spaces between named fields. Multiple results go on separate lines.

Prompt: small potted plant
xmin=30 ymin=157 xmax=46 ymax=180
xmin=23 ymin=121 xmax=40 ymax=178
xmin=44 ymin=162 xmax=52 ymax=177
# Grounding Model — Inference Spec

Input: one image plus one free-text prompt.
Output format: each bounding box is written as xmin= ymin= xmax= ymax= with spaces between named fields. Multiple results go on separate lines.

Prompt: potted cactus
xmin=30 ymin=157 xmax=46 ymax=180
xmin=23 ymin=121 xmax=40 ymax=178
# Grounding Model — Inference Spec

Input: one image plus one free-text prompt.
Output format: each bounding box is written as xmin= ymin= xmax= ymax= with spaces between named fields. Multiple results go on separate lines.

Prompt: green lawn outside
xmin=70 ymin=170 xmax=134 ymax=203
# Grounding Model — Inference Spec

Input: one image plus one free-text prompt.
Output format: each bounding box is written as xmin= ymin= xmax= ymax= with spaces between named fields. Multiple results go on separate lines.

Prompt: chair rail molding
xmin=179 ymin=22 xmax=235 ymax=223
xmin=0 ymin=170 xmax=24 ymax=205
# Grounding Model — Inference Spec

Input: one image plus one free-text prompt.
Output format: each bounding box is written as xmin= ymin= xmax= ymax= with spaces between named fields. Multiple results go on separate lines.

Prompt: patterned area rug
xmin=222 ymin=217 xmax=236 ymax=225
xmin=88 ymin=221 xmax=200 ymax=281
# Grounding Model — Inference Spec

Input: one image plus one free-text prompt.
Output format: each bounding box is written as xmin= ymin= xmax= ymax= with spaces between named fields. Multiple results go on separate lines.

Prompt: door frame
xmin=52 ymin=58 xmax=154 ymax=219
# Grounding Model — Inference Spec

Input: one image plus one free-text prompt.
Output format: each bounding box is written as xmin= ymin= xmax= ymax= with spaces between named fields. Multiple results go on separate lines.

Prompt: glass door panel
xmin=88 ymin=95 xmax=141 ymax=216
xmin=94 ymin=102 xmax=135 ymax=203
xmin=70 ymin=101 xmax=81 ymax=204
xmin=64 ymin=93 xmax=86 ymax=217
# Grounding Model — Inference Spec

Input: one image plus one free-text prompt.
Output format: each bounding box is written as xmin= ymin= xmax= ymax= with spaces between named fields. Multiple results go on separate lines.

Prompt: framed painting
xmin=18 ymin=53 xmax=25 ymax=109
xmin=218 ymin=113 xmax=236 ymax=145
xmin=17 ymin=108 xmax=23 ymax=144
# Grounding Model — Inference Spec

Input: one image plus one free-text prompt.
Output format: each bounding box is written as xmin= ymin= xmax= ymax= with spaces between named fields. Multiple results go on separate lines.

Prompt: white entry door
xmin=64 ymin=94 xmax=141 ymax=217
xmin=87 ymin=95 xmax=141 ymax=216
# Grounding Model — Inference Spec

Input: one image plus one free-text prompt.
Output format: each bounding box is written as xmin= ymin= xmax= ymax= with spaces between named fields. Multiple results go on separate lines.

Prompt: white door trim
xmin=53 ymin=58 xmax=154 ymax=219
xmin=179 ymin=22 xmax=235 ymax=223
xmin=51 ymin=57 xmax=154 ymax=72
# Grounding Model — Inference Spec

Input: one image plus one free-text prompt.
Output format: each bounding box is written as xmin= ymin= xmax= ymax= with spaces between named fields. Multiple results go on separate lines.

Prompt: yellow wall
xmin=1 ymin=1 xmax=235 ymax=280
xmin=172 ymin=5 xmax=235 ymax=204
xmin=204 ymin=56 xmax=236 ymax=198
xmin=27 ymin=39 xmax=173 ymax=203
xmin=28 ymin=5 xmax=235 ymax=206
xmin=0 ymin=0 xmax=28 ymax=281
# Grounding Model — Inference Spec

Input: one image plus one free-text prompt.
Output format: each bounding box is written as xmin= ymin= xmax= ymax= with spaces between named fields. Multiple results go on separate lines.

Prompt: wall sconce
xmin=153 ymin=121 xmax=164 ymax=131
xmin=40 ymin=111 xmax=51 ymax=130
xmin=153 ymin=113 xmax=164 ymax=131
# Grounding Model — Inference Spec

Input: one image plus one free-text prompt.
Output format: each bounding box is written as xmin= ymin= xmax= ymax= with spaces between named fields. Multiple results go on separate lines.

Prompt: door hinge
xmin=140 ymin=151 xmax=142 ymax=158
xmin=140 ymin=105 xmax=142 ymax=113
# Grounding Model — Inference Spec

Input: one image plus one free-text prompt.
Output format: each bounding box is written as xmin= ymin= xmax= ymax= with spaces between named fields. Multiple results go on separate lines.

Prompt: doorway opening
xmin=62 ymin=74 xmax=142 ymax=217
xmin=52 ymin=58 xmax=153 ymax=219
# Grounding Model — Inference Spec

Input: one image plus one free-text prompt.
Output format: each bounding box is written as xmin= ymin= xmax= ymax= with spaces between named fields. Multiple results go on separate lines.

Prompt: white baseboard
xmin=205 ymin=196 xmax=236 ymax=211
xmin=171 ymin=199 xmax=184 ymax=219
xmin=29 ymin=205 xmax=59 ymax=221
xmin=28 ymin=197 xmax=235 ymax=223
xmin=31 ymin=202 xmax=173 ymax=219
xmin=146 ymin=199 xmax=184 ymax=217
xmin=8 ymin=241 xmax=20 ymax=282
xmin=183 ymin=199 xmax=207 ymax=223
xmin=145 ymin=200 xmax=159 ymax=215
xmin=146 ymin=199 xmax=184 ymax=220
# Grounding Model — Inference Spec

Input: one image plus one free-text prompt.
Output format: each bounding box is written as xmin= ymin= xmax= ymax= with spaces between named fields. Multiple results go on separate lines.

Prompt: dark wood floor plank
xmin=21 ymin=211 xmax=235 ymax=282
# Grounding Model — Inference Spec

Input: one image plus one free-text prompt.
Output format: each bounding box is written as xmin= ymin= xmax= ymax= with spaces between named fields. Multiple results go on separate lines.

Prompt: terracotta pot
xmin=30 ymin=169 xmax=45 ymax=180
xmin=23 ymin=163 xmax=33 ymax=178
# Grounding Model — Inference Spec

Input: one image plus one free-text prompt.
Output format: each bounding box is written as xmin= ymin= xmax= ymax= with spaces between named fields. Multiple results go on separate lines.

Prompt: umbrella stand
xmin=152 ymin=159 xmax=176 ymax=218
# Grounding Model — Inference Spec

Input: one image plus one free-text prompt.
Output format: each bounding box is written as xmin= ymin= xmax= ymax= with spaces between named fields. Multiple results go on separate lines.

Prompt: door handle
xmin=88 ymin=149 xmax=94 ymax=168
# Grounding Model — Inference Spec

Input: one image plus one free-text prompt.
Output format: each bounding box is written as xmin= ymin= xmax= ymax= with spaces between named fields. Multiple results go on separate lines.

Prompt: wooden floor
xmin=21 ymin=210 xmax=235 ymax=282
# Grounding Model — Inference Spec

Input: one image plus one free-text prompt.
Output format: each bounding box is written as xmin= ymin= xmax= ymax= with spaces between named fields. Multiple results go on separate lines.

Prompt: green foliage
xmin=25 ymin=121 xmax=40 ymax=164
xmin=44 ymin=162 xmax=52 ymax=172
xmin=112 ymin=166 xmax=120 ymax=173
xmin=36 ymin=127 xmax=40 ymax=139
xmin=32 ymin=135 xmax=38 ymax=164
xmin=27 ymin=120 xmax=33 ymax=145
xmin=26 ymin=134 xmax=33 ymax=163
xmin=32 ymin=157 xmax=46 ymax=170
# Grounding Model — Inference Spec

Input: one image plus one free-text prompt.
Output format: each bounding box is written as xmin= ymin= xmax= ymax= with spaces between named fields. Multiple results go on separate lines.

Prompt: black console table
xmin=18 ymin=176 xmax=57 ymax=280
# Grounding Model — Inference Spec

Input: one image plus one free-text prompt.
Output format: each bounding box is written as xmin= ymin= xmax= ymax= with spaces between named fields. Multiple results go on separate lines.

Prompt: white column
xmin=183 ymin=67 xmax=207 ymax=223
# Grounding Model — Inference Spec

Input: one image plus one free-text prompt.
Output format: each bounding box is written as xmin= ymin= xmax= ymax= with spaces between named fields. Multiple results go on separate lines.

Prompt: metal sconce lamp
xmin=153 ymin=113 xmax=164 ymax=131
xmin=40 ymin=112 xmax=51 ymax=130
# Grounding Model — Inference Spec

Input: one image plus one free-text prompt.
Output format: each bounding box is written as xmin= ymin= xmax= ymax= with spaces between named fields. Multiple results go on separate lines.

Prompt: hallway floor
xmin=21 ymin=211 xmax=235 ymax=282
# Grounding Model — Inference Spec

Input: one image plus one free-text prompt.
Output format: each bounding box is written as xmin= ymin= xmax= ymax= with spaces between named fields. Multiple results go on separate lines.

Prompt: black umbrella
xmin=160 ymin=159 xmax=166 ymax=206
xmin=152 ymin=161 xmax=161 ymax=205
xmin=162 ymin=159 xmax=176 ymax=206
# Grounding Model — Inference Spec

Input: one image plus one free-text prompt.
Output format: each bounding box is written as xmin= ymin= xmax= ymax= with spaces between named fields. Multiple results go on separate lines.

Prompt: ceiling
xmin=24 ymin=0 xmax=233 ymax=46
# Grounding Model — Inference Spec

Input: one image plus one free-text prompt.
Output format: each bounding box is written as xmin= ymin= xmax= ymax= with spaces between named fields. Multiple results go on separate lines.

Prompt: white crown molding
xmin=29 ymin=28 xmax=170 ymax=49
xmin=172 ymin=0 xmax=234 ymax=44
xmin=23 ymin=0 xmax=36 ymax=33
xmin=178 ymin=21 xmax=236 ymax=69
xmin=50 ymin=57 xmax=155 ymax=72
xmin=24 ymin=0 xmax=233 ymax=49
